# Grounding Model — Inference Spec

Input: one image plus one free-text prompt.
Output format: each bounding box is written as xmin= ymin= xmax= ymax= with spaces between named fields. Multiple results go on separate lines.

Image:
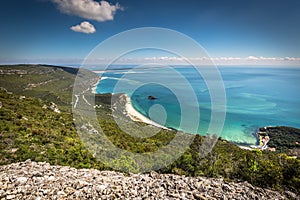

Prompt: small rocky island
xmin=148 ymin=95 xmax=157 ymax=100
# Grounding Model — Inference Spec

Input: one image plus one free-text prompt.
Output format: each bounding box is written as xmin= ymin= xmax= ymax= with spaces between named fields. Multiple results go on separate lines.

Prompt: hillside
xmin=0 ymin=65 xmax=299 ymax=196
xmin=0 ymin=64 xmax=98 ymax=111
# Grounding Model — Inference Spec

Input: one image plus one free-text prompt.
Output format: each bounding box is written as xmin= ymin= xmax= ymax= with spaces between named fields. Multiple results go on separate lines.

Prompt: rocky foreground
xmin=0 ymin=160 xmax=298 ymax=200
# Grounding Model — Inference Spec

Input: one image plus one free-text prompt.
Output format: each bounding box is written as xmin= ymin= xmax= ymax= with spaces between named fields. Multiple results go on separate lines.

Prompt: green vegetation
xmin=0 ymin=65 xmax=300 ymax=194
xmin=0 ymin=89 xmax=105 ymax=169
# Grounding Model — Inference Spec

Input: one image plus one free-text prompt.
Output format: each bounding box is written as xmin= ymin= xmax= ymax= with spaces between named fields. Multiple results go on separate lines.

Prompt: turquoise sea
xmin=95 ymin=66 xmax=300 ymax=145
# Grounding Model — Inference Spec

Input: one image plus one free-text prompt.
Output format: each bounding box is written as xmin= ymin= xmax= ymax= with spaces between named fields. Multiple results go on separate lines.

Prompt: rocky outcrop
xmin=42 ymin=102 xmax=61 ymax=113
xmin=0 ymin=160 xmax=296 ymax=200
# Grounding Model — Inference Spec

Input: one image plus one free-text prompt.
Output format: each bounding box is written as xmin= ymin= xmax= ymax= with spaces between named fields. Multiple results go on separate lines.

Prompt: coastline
xmin=91 ymin=74 xmax=269 ymax=150
xmin=122 ymin=94 xmax=169 ymax=130
xmin=123 ymin=93 xmax=258 ymax=149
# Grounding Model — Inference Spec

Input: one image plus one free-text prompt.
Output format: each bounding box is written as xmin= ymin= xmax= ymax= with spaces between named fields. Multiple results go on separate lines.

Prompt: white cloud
xmin=246 ymin=56 xmax=259 ymax=60
xmin=52 ymin=0 xmax=122 ymax=22
xmin=145 ymin=56 xmax=185 ymax=61
xmin=113 ymin=56 xmax=300 ymax=65
xmin=70 ymin=21 xmax=96 ymax=34
xmin=4 ymin=56 xmax=299 ymax=66
xmin=284 ymin=57 xmax=300 ymax=61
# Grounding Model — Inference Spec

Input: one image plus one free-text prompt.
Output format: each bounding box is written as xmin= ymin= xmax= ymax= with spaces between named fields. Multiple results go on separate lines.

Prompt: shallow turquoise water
xmin=96 ymin=66 xmax=300 ymax=145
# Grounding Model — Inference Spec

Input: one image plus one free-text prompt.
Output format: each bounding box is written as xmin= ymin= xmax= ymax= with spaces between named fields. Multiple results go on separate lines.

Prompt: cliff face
xmin=0 ymin=160 xmax=296 ymax=200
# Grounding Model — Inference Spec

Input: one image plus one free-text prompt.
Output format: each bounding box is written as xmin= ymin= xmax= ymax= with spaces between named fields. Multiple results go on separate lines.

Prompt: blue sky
xmin=0 ymin=0 xmax=300 ymax=65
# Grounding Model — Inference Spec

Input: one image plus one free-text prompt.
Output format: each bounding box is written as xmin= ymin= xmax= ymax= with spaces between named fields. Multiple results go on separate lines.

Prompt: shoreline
xmin=123 ymin=94 xmax=258 ymax=149
xmin=121 ymin=94 xmax=259 ymax=151
xmin=91 ymin=74 xmax=263 ymax=149
xmin=122 ymin=94 xmax=169 ymax=130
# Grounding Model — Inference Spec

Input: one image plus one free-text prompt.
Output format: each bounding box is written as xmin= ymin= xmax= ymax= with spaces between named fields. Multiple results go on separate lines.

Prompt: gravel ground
xmin=0 ymin=160 xmax=298 ymax=200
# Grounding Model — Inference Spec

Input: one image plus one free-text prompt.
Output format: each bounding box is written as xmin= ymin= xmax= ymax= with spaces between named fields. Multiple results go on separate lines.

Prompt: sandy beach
xmin=122 ymin=94 xmax=169 ymax=129
xmin=91 ymin=77 xmax=101 ymax=94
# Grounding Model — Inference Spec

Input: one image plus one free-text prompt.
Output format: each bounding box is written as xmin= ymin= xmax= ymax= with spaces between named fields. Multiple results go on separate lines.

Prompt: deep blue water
xmin=95 ymin=66 xmax=300 ymax=145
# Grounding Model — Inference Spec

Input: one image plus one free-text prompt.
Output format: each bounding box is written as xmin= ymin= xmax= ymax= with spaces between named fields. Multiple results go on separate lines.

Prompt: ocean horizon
xmin=94 ymin=65 xmax=300 ymax=145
